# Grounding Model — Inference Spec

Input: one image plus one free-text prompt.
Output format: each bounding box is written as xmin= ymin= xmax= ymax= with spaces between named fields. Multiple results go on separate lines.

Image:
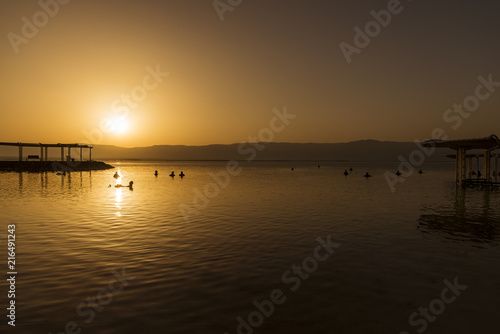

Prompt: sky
xmin=0 ymin=0 xmax=499 ymax=147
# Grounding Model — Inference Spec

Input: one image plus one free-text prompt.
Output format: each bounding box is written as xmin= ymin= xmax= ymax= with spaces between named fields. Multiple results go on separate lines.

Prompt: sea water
xmin=0 ymin=161 xmax=499 ymax=334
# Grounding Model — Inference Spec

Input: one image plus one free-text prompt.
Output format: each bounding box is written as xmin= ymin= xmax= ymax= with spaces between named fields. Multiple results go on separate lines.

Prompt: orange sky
xmin=1 ymin=0 xmax=499 ymax=147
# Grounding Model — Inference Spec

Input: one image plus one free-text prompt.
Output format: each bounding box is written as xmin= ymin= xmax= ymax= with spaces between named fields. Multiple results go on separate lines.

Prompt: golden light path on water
xmin=0 ymin=161 xmax=499 ymax=333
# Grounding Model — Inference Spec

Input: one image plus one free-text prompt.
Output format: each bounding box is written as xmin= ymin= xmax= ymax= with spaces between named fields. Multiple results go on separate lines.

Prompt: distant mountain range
xmin=0 ymin=140 xmax=459 ymax=161
xmin=88 ymin=140 xmax=453 ymax=161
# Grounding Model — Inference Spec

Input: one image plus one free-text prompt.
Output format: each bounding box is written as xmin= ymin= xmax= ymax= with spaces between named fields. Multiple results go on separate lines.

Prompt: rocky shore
xmin=0 ymin=161 xmax=114 ymax=172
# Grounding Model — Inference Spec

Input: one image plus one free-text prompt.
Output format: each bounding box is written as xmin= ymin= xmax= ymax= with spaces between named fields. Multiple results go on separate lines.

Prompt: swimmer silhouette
xmin=179 ymin=171 xmax=185 ymax=178
xmin=154 ymin=170 xmax=158 ymax=177
xmin=418 ymin=170 xmax=423 ymax=174
xmin=115 ymin=181 xmax=133 ymax=189
xmin=349 ymin=167 xmax=353 ymax=172
xmin=396 ymin=170 xmax=402 ymax=176
xmin=169 ymin=171 xmax=175 ymax=177
xmin=344 ymin=170 xmax=349 ymax=176
xmin=113 ymin=172 xmax=120 ymax=179
xmin=364 ymin=172 xmax=372 ymax=178
xmin=291 ymin=168 xmax=294 ymax=171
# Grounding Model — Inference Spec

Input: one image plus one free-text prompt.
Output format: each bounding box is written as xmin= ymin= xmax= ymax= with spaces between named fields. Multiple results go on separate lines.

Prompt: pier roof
xmin=421 ymin=135 xmax=500 ymax=150
xmin=0 ymin=142 xmax=92 ymax=148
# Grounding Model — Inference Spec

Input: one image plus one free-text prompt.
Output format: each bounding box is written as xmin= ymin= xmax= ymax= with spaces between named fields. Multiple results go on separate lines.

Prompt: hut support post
xmin=496 ymin=153 xmax=499 ymax=181
xmin=456 ymin=148 xmax=467 ymax=184
xmin=476 ymin=155 xmax=480 ymax=176
xmin=484 ymin=149 xmax=491 ymax=182
xmin=80 ymin=146 xmax=83 ymax=162
xmin=468 ymin=156 xmax=472 ymax=178
xmin=60 ymin=147 xmax=64 ymax=161
xmin=18 ymin=145 xmax=22 ymax=162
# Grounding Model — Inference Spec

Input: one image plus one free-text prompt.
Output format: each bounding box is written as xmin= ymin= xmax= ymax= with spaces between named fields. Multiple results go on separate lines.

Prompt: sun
xmin=109 ymin=116 xmax=130 ymax=134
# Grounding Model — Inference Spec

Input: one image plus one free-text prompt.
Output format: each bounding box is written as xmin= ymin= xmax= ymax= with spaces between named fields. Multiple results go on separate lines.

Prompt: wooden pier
xmin=422 ymin=135 xmax=500 ymax=186
xmin=0 ymin=142 xmax=113 ymax=172
xmin=0 ymin=142 xmax=93 ymax=162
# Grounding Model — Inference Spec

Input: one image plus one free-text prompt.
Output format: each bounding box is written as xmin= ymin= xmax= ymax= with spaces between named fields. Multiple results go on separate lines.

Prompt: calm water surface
xmin=1 ymin=161 xmax=499 ymax=334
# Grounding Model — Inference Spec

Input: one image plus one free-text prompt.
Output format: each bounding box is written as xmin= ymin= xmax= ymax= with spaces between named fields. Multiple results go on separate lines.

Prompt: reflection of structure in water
xmin=418 ymin=186 xmax=499 ymax=245
xmin=17 ymin=171 xmax=92 ymax=193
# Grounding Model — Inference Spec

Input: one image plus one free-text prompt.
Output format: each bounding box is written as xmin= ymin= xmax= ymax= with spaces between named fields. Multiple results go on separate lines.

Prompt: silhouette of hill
xmin=87 ymin=140 xmax=450 ymax=161
xmin=0 ymin=140 xmax=453 ymax=161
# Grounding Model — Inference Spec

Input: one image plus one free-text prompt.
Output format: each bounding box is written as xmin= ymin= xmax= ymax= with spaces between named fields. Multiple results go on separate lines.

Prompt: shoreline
xmin=0 ymin=161 xmax=114 ymax=172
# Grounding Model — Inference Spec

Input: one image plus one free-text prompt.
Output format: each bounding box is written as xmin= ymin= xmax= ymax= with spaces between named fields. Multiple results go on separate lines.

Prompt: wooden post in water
xmin=19 ymin=144 xmax=22 ymax=162
xmin=45 ymin=147 xmax=48 ymax=161
xmin=496 ymin=153 xmax=499 ymax=181
xmin=484 ymin=149 xmax=491 ymax=182
xmin=468 ymin=156 xmax=472 ymax=178
xmin=40 ymin=146 xmax=44 ymax=161
xmin=80 ymin=146 xmax=83 ymax=161
xmin=60 ymin=147 xmax=64 ymax=161
xmin=456 ymin=148 xmax=467 ymax=184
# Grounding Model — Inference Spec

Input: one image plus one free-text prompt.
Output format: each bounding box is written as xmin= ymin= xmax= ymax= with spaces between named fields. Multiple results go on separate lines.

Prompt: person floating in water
xmin=113 ymin=172 xmax=120 ymax=179
xmin=291 ymin=168 xmax=294 ymax=171
xmin=364 ymin=172 xmax=372 ymax=178
xmin=418 ymin=170 xmax=423 ymax=174
xmin=477 ymin=171 xmax=482 ymax=178
xmin=349 ymin=167 xmax=353 ymax=172
xmin=169 ymin=171 xmax=175 ymax=177
xmin=179 ymin=171 xmax=185 ymax=178
xmin=154 ymin=170 xmax=158 ymax=176
xmin=115 ymin=181 xmax=133 ymax=189
xmin=344 ymin=170 xmax=349 ymax=176
xmin=396 ymin=170 xmax=402 ymax=176
xmin=318 ymin=165 xmax=320 ymax=168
